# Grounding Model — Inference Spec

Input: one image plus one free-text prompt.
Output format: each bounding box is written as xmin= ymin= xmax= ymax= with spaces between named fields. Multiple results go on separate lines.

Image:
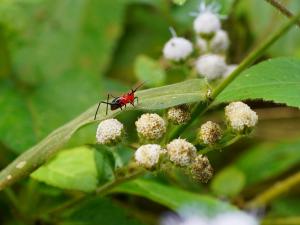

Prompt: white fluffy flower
xmin=211 ymin=212 xmax=259 ymax=225
xmin=210 ymin=30 xmax=230 ymax=53
xmin=166 ymin=138 xmax=197 ymax=166
xmin=199 ymin=121 xmax=222 ymax=145
xmin=135 ymin=113 xmax=166 ymax=140
xmin=225 ymin=102 xmax=258 ymax=131
xmin=161 ymin=210 xmax=258 ymax=225
xmin=223 ymin=64 xmax=238 ymax=78
xmin=96 ymin=119 xmax=124 ymax=144
xmin=195 ymin=54 xmax=227 ymax=80
xmin=163 ymin=37 xmax=193 ymax=62
xmin=190 ymin=155 xmax=214 ymax=183
xmin=167 ymin=105 xmax=191 ymax=125
xmin=193 ymin=11 xmax=221 ymax=36
xmin=135 ymin=144 xmax=166 ymax=169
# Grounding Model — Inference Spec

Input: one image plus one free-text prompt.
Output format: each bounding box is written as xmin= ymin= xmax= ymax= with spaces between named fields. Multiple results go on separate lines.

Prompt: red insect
xmin=94 ymin=83 xmax=144 ymax=120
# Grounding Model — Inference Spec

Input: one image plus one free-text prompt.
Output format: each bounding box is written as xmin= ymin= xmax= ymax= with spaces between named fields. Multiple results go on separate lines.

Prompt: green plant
xmin=1 ymin=0 xmax=300 ymax=224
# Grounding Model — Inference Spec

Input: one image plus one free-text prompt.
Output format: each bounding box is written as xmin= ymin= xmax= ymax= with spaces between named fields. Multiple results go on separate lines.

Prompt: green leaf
xmin=113 ymin=179 xmax=235 ymax=215
xmin=7 ymin=0 xmax=126 ymax=83
xmin=216 ymin=58 xmax=300 ymax=108
xmin=94 ymin=147 xmax=115 ymax=185
xmin=62 ymin=197 xmax=144 ymax=225
xmin=269 ymin=197 xmax=300 ymax=217
xmin=138 ymin=78 xmax=208 ymax=109
xmin=211 ymin=167 xmax=245 ymax=198
xmin=173 ymin=0 xmax=187 ymax=6
xmin=31 ymin=146 xmax=98 ymax=192
xmin=0 ymin=0 xmax=128 ymax=153
xmin=134 ymin=55 xmax=166 ymax=87
xmin=235 ymin=138 xmax=300 ymax=185
xmin=0 ymin=79 xmax=209 ymax=190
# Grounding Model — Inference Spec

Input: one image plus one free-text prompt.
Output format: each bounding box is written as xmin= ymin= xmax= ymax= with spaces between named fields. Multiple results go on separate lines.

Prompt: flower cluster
xmin=162 ymin=1 xmax=237 ymax=81
xmin=95 ymin=100 xmax=257 ymax=183
xmin=133 ymin=109 xmax=214 ymax=183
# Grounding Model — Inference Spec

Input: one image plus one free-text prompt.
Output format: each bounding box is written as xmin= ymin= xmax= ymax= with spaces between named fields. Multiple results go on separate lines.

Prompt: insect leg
xmin=106 ymin=94 xmax=110 ymax=115
xmin=94 ymin=94 xmax=112 ymax=120
xmin=94 ymin=102 xmax=101 ymax=120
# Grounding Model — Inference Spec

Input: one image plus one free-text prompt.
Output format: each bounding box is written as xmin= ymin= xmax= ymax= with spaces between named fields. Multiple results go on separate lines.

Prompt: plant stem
xmin=198 ymin=135 xmax=242 ymax=155
xmin=95 ymin=169 xmax=145 ymax=195
xmin=170 ymin=11 xmax=300 ymax=140
xmin=262 ymin=217 xmax=300 ymax=225
xmin=264 ymin=0 xmax=300 ymax=27
xmin=246 ymin=171 xmax=300 ymax=208
xmin=45 ymin=169 xmax=145 ymax=215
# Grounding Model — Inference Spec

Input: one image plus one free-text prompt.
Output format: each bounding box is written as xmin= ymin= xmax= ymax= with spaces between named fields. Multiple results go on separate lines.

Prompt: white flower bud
xmin=166 ymin=138 xmax=197 ymax=167
xmin=195 ymin=54 xmax=227 ymax=80
xmin=135 ymin=113 xmax=166 ymax=140
xmin=96 ymin=119 xmax=124 ymax=145
xmin=210 ymin=29 xmax=230 ymax=53
xmin=193 ymin=11 xmax=221 ymax=36
xmin=167 ymin=105 xmax=191 ymax=125
xmin=196 ymin=37 xmax=208 ymax=53
xmin=190 ymin=155 xmax=213 ymax=183
xmin=163 ymin=37 xmax=193 ymax=62
xmin=225 ymin=102 xmax=258 ymax=132
xmin=199 ymin=121 xmax=222 ymax=145
xmin=223 ymin=64 xmax=238 ymax=78
xmin=211 ymin=211 xmax=259 ymax=225
xmin=135 ymin=144 xmax=166 ymax=169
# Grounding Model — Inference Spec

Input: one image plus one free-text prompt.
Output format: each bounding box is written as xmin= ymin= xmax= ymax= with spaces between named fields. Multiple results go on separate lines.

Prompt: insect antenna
xmin=131 ymin=81 xmax=145 ymax=93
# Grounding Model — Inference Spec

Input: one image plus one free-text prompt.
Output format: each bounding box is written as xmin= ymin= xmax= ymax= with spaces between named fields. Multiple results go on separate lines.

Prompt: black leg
xmin=94 ymin=102 xmax=101 ymax=120
xmin=94 ymin=94 xmax=111 ymax=120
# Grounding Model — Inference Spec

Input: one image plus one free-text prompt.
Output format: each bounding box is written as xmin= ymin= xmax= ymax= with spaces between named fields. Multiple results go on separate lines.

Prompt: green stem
xmin=198 ymin=135 xmax=242 ymax=155
xmin=45 ymin=169 xmax=145 ymax=216
xmin=264 ymin=0 xmax=300 ymax=27
xmin=169 ymin=11 xmax=300 ymax=140
xmin=95 ymin=169 xmax=145 ymax=195
xmin=246 ymin=171 xmax=300 ymax=208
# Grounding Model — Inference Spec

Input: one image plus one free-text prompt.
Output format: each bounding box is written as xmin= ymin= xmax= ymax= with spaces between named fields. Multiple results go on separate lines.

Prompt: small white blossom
xmin=166 ymin=138 xmax=197 ymax=167
xmin=199 ymin=121 xmax=222 ymax=145
xmin=223 ymin=64 xmax=238 ymax=78
xmin=163 ymin=37 xmax=193 ymax=62
xmin=135 ymin=113 xmax=166 ymax=140
xmin=167 ymin=105 xmax=191 ymax=125
xmin=135 ymin=144 xmax=166 ymax=169
xmin=211 ymin=211 xmax=259 ymax=225
xmin=195 ymin=54 xmax=227 ymax=80
xmin=225 ymin=102 xmax=258 ymax=131
xmin=196 ymin=37 xmax=208 ymax=53
xmin=96 ymin=119 xmax=124 ymax=144
xmin=161 ymin=215 xmax=208 ymax=225
xmin=210 ymin=30 xmax=230 ymax=53
xmin=161 ymin=209 xmax=259 ymax=225
xmin=193 ymin=11 xmax=221 ymax=36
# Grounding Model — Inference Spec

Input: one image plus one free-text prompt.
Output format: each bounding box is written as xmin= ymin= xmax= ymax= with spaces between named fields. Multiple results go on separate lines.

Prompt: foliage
xmin=0 ymin=0 xmax=300 ymax=225
xmin=216 ymin=57 xmax=300 ymax=108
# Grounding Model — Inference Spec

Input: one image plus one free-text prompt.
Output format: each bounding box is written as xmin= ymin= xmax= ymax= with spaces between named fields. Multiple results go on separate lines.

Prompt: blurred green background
xmin=1 ymin=0 xmax=300 ymax=224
